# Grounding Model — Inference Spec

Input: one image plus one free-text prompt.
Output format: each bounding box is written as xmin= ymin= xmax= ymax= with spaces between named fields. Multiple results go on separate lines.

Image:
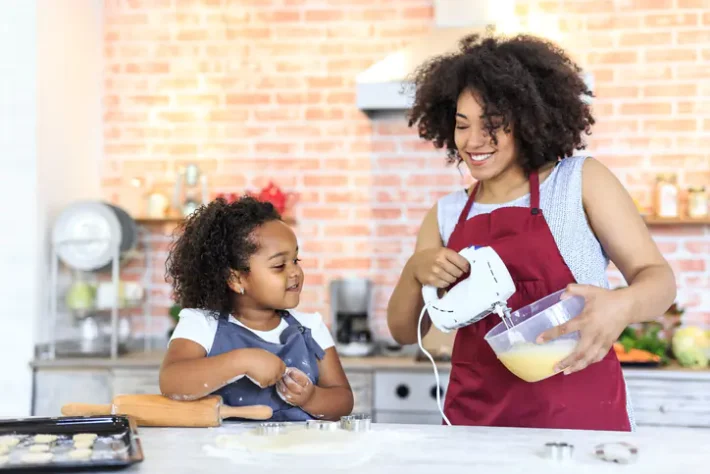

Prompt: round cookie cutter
xmin=340 ymin=414 xmax=371 ymax=432
xmin=256 ymin=422 xmax=287 ymax=436
xmin=594 ymin=442 xmax=638 ymax=464
xmin=305 ymin=420 xmax=339 ymax=431
xmin=542 ymin=442 xmax=574 ymax=461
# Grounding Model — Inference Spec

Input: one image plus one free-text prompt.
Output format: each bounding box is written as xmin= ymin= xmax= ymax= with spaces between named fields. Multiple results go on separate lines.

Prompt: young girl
xmin=387 ymin=34 xmax=676 ymax=431
xmin=160 ymin=196 xmax=354 ymax=422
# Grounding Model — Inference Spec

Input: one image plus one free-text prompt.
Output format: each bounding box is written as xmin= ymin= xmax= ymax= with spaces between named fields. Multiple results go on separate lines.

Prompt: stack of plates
xmin=52 ymin=201 xmax=138 ymax=271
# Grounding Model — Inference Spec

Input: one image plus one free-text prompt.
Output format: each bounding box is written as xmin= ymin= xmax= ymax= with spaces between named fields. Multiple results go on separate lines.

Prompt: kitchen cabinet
xmin=31 ymin=359 xmax=710 ymax=429
xmin=33 ymin=369 xmax=112 ymax=417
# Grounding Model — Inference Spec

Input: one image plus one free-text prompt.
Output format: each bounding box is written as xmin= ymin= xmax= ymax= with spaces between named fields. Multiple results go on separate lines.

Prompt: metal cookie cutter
xmin=594 ymin=442 xmax=638 ymax=464
xmin=339 ymin=414 xmax=371 ymax=432
xmin=256 ymin=422 xmax=287 ymax=436
xmin=543 ymin=442 xmax=574 ymax=461
xmin=305 ymin=420 xmax=339 ymax=431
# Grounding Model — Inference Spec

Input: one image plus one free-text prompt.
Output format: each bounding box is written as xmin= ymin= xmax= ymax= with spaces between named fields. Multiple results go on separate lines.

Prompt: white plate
xmin=52 ymin=201 xmax=123 ymax=271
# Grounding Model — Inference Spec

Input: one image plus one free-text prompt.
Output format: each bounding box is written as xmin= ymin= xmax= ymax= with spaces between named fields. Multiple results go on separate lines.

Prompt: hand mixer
xmin=418 ymin=246 xmax=516 ymax=425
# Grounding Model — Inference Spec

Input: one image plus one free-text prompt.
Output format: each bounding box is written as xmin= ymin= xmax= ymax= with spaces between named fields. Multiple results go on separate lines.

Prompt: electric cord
xmin=417 ymin=303 xmax=452 ymax=426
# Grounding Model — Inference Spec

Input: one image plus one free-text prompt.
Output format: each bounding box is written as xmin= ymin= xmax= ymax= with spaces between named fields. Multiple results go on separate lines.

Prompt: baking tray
xmin=0 ymin=415 xmax=143 ymax=472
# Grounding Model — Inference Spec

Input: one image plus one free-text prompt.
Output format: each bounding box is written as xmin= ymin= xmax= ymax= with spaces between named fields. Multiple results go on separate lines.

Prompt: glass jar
xmin=655 ymin=173 xmax=679 ymax=218
xmin=687 ymin=186 xmax=708 ymax=219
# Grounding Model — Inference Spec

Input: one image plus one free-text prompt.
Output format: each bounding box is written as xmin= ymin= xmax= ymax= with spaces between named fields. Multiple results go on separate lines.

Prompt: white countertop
xmin=100 ymin=422 xmax=708 ymax=473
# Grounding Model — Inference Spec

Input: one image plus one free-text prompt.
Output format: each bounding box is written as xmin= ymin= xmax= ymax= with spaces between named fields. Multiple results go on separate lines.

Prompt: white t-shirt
xmin=169 ymin=308 xmax=335 ymax=354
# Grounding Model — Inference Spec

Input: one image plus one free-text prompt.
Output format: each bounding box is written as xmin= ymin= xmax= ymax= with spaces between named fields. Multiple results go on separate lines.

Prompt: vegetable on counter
xmin=671 ymin=327 xmax=709 ymax=369
xmin=615 ymin=324 xmax=667 ymax=365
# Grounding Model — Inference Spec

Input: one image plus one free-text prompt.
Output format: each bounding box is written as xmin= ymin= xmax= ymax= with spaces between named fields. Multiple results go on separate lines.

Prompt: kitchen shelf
xmin=135 ymin=216 xmax=297 ymax=226
xmin=643 ymin=216 xmax=710 ymax=226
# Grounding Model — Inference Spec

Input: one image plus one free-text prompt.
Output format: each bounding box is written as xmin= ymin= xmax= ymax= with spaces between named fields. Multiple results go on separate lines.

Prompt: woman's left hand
xmin=276 ymin=368 xmax=315 ymax=407
xmin=536 ymin=284 xmax=633 ymax=375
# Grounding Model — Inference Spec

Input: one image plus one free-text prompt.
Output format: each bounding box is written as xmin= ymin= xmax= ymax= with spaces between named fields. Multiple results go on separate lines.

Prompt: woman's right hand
xmin=241 ymin=348 xmax=286 ymax=388
xmin=407 ymin=247 xmax=471 ymax=289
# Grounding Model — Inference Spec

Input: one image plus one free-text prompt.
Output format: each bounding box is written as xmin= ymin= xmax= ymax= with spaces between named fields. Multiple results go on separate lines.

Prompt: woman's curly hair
xmin=407 ymin=33 xmax=594 ymax=171
xmin=165 ymin=196 xmax=281 ymax=316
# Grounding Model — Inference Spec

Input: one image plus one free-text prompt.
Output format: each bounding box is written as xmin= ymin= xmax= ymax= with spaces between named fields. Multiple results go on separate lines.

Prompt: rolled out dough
xmin=68 ymin=448 xmax=93 ymax=460
xmin=72 ymin=433 xmax=97 ymax=442
xmin=0 ymin=455 xmax=8 ymax=465
xmin=29 ymin=444 xmax=50 ymax=453
xmin=0 ymin=445 xmax=8 ymax=455
xmin=33 ymin=434 xmax=58 ymax=444
xmin=0 ymin=436 xmax=20 ymax=447
xmin=21 ymin=451 xmax=53 ymax=463
xmin=73 ymin=439 xmax=94 ymax=449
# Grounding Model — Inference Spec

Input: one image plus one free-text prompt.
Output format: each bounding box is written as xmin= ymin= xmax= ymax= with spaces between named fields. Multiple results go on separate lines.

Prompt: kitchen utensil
xmin=594 ymin=442 xmax=638 ymax=464
xmin=484 ymin=289 xmax=584 ymax=382
xmin=60 ymin=394 xmax=273 ymax=427
xmin=52 ymin=201 xmax=123 ymax=271
xmin=305 ymin=420 xmax=339 ymax=431
xmin=339 ymin=414 xmax=371 ymax=432
xmin=418 ymin=245 xmax=516 ymax=426
xmin=0 ymin=415 xmax=142 ymax=472
xmin=542 ymin=442 xmax=574 ymax=461
xmin=256 ymin=422 xmax=286 ymax=436
xmin=421 ymin=246 xmax=516 ymax=333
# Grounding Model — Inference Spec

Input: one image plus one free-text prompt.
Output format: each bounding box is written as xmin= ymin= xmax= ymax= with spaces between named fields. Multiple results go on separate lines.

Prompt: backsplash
xmin=102 ymin=0 xmax=709 ymax=338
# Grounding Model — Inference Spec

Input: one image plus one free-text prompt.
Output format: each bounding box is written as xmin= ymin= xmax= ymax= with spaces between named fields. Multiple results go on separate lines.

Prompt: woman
xmin=386 ymin=34 xmax=676 ymax=431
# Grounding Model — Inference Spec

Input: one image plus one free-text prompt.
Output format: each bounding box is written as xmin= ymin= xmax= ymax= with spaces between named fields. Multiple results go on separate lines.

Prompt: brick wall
xmin=103 ymin=0 xmax=709 ymax=338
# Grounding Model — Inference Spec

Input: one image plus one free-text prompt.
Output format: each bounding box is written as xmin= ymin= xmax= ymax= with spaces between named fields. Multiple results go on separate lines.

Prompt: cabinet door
xmin=33 ymin=369 xmax=112 ymax=417
xmin=112 ymin=368 xmax=161 ymax=396
xmin=626 ymin=377 xmax=710 ymax=428
xmin=344 ymin=370 xmax=373 ymax=415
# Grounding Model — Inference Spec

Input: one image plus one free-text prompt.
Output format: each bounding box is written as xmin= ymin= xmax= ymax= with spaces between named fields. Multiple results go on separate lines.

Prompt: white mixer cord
xmin=417 ymin=303 xmax=452 ymax=426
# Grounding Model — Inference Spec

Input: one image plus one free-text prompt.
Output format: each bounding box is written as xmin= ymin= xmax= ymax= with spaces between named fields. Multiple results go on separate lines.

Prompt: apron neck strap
xmin=457 ymin=169 xmax=542 ymax=224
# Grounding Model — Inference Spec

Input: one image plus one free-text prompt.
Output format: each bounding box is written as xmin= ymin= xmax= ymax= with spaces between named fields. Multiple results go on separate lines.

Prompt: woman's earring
xmin=239 ymin=288 xmax=245 ymax=295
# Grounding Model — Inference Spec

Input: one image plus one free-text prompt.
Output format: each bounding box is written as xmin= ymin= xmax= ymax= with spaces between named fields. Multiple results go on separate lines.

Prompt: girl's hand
xmin=276 ymin=368 xmax=315 ymax=407
xmin=243 ymin=349 xmax=286 ymax=388
xmin=536 ymin=284 xmax=633 ymax=375
xmin=407 ymin=247 xmax=470 ymax=288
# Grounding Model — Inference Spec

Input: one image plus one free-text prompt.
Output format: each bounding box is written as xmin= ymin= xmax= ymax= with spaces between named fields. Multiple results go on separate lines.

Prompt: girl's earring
xmin=239 ymin=288 xmax=245 ymax=295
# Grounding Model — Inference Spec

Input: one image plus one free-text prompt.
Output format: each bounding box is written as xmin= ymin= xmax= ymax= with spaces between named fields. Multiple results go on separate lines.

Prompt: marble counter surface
xmin=89 ymin=422 xmax=708 ymax=473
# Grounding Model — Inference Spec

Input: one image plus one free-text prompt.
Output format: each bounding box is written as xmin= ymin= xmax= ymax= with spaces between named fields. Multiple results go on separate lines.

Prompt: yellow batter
xmin=496 ymin=339 xmax=577 ymax=382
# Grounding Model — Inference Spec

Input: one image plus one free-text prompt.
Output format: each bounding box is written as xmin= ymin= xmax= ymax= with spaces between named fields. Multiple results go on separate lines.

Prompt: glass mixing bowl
xmin=484 ymin=289 xmax=585 ymax=383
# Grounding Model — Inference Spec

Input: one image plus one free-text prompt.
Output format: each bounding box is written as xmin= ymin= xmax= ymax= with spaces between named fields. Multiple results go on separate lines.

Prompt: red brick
xmin=622 ymin=0 xmax=673 ymax=9
xmin=305 ymin=9 xmax=344 ymax=22
xmin=678 ymin=30 xmax=710 ymax=44
xmin=620 ymin=102 xmax=672 ymax=115
xmin=645 ymin=48 xmax=698 ymax=62
xmin=175 ymin=94 xmax=221 ymax=106
xmin=620 ymin=32 xmax=672 ymax=47
xmin=207 ymin=110 xmax=249 ymax=122
xmin=304 ymin=175 xmax=348 ymax=187
xmin=305 ymin=108 xmax=345 ymax=120
xmin=643 ymin=84 xmax=697 ymax=97
xmin=323 ymin=225 xmax=371 ymax=237
xmin=125 ymin=62 xmax=169 ymax=74
xmin=677 ymin=0 xmax=710 ymax=7
xmin=254 ymin=142 xmax=298 ymax=155
xmin=586 ymin=15 xmax=641 ymax=30
xmin=644 ymin=13 xmax=698 ymax=27
xmin=676 ymin=65 xmax=710 ymax=79
xmin=643 ymin=119 xmax=697 ymax=133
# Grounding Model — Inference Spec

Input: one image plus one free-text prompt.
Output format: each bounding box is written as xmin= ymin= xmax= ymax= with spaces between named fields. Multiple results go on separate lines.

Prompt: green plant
xmin=169 ymin=303 xmax=182 ymax=323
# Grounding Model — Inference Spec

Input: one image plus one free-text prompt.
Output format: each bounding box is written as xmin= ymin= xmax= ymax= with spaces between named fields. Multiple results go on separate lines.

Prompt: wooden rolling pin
xmin=61 ymin=394 xmax=273 ymax=427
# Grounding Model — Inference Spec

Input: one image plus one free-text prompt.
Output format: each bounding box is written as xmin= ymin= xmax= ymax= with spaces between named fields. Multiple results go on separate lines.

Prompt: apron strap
xmin=457 ymin=182 xmax=479 ymax=226
xmin=529 ymin=170 xmax=540 ymax=215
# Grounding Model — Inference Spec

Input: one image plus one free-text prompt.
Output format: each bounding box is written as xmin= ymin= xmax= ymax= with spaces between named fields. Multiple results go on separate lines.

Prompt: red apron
xmin=442 ymin=170 xmax=631 ymax=431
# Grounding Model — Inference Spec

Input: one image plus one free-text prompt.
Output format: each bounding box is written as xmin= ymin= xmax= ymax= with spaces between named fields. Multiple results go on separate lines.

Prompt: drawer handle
xmin=395 ymin=384 xmax=410 ymax=399
xmin=430 ymin=385 xmax=444 ymax=399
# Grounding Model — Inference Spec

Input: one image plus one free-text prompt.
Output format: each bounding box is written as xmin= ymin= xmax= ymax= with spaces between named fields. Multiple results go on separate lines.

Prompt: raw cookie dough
xmin=33 ymin=434 xmax=58 ymax=444
xmin=72 ymin=433 xmax=97 ymax=442
xmin=73 ymin=439 xmax=94 ymax=449
xmin=0 ymin=445 xmax=8 ymax=455
xmin=68 ymin=448 xmax=93 ymax=460
xmin=0 ymin=436 xmax=20 ymax=447
xmin=21 ymin=451 xmax=53 ymax=463
xmin=29 ymin=444 xmax=50 ymax=452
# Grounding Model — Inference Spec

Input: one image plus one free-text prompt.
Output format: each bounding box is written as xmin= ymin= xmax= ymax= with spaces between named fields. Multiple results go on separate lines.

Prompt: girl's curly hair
xmin=407 ymin=33 xmax=594 ymax=171
xmin=165 ymin=196 xmax=281 ymax=315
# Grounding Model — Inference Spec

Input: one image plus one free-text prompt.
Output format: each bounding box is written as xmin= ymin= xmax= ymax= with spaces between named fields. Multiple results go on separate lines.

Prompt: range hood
xmin=355 ymin=0 xmax=593 ymax=111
